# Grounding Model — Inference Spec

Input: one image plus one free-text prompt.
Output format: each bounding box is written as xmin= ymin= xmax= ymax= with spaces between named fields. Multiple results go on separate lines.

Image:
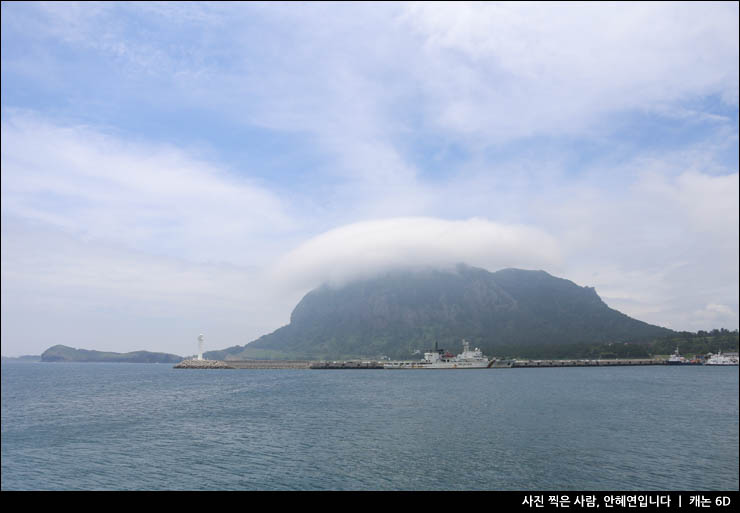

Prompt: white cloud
xmin=536 ymin=160 xmax=739 ymax=332
xmin=401 ymin=1 xmax=739 ymax=140
xmin=1 ymin=112 xmax=297 ymax=266
xmin=272 ymin=217 xmax=562 ymax=290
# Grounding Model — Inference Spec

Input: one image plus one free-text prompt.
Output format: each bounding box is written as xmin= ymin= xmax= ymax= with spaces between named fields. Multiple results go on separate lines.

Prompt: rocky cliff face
xmin=210 ymin=264 xmax=673 ymax=360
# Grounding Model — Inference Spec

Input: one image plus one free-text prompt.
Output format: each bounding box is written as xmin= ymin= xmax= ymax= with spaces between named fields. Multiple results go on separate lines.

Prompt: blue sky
xmin=2 ymin=2 xmax=738 ymax=356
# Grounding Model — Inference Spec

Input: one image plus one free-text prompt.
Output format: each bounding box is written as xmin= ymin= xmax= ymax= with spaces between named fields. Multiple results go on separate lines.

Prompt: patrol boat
xmin=705 ymin=351 xmax=739 ymax=366
xmin=384 ymin=340 xmax=493 ymax=369
xmin=666 ymin=347 xmax=689 ymax=365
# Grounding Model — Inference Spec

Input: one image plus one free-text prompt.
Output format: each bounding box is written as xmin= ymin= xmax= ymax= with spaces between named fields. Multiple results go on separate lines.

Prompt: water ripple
xmin=2 ymin=363 xmax=738 ymax=490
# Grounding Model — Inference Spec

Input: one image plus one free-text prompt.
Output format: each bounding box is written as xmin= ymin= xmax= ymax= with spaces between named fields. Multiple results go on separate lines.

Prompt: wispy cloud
xmin=1 ymin=112 xmax=297 ymax=265
xmin=401 ymin=1 xmax=739 ymax=139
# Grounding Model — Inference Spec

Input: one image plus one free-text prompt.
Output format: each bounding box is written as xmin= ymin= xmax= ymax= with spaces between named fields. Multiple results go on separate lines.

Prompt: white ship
xmin=704 ymin=351 xmax=739 ymax=366
xmin=384 ymin=340 xmax=493 ymax=369
xmin=666 ymin=347 xmax=689 ymax=365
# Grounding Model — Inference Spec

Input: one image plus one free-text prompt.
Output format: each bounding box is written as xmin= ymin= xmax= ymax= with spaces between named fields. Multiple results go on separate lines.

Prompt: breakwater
xmin=508 ymin=358 xmax=664 ymax=368
xmin=173 ymin=359 xmax=310 ymax=369
xmin=173 ymin=359 xmax=235 ymax=369
xmin=175 ymin=357 xmax=672 ymax=369
xmin=227 ymin=360 xmax=311 ymax=369
xmin=309 ymin=361 xmax=384 ymax=369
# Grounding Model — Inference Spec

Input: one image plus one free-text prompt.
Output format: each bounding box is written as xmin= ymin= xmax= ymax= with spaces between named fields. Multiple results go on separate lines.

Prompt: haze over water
xmin=2 ymin=363 xmax=737 ymax=490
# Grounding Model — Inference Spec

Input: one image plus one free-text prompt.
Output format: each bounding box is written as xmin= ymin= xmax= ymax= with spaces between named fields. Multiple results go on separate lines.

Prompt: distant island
xmin=39 ymin=345 xmax=183 ymax=363
xmin=1 ymin=355 xmax=42 ymax=363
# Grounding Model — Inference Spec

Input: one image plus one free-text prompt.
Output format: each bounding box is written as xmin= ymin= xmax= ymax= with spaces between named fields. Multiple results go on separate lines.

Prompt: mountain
xmin=41 ymin=345 xmax=183 ymax=363
xmin=207 ymin=265 xmax=674 ymax=360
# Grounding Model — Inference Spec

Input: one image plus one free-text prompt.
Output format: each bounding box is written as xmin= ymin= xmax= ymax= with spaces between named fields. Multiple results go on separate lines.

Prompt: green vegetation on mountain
xmin=41 ymin=345 xmax=182 ymax=363
xmin=208 ymin=265 xmax=681 ymax=361
xmin=640 ymin=329 xmax=739 ymax=358
xmin=488 ymin=329 xmax=738 ymax=360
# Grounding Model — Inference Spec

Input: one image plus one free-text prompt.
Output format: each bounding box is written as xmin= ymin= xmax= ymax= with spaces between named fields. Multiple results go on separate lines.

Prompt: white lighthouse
xmin=197 ymin=334 xmax=204 ymax=361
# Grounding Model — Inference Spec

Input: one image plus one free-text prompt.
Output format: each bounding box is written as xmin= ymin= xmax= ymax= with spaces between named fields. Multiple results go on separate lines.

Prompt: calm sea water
xmin=1 ymin=362 xmax=738 ymax=490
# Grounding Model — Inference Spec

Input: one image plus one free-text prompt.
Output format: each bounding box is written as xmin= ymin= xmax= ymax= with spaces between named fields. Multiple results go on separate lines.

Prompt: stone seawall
xmin=173 ymin=359 xmax=235 ymax=369
xmin=227 ymin=360 xmax=312 ymax=369
xmin=309 ymin=361 xmax=384 ymax=369
xmin=174 ymin=357 xmax=669 ymax=370
xmin=510 ymin=358 xmax=663 ymax=367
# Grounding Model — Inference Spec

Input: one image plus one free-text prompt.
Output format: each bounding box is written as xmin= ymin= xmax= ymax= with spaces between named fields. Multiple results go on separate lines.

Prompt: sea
xmin=1 ymin=362 xmax=738 ymax=491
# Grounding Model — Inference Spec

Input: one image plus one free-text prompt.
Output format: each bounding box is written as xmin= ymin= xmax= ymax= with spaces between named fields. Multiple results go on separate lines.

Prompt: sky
xmin=1 ymin=1 xmax=738 ymax=357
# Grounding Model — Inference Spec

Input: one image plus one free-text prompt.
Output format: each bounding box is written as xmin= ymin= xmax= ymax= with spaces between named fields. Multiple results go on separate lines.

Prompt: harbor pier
xmin=509 ymin=358 xmax=663 ymax=368
xmin=309 ymin=361 xmax=384 ymax=369
xmin=226 ymin=360 xmax=311 ymax=369
xmin=175 ymin=357 xmax=676 ymax=369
